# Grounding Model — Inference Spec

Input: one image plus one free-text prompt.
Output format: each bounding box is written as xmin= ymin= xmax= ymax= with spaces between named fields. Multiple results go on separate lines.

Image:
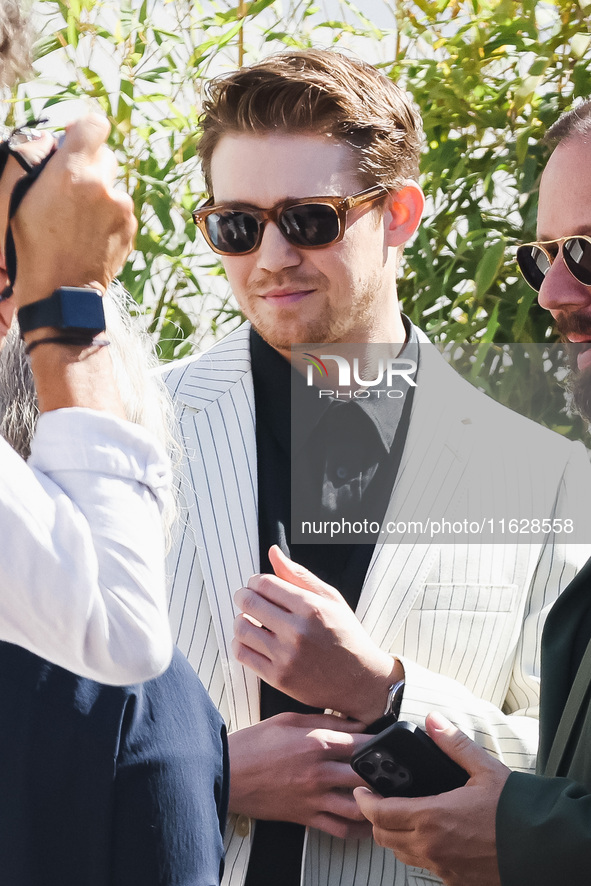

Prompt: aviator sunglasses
xmin=516 ymin=236 xmax=591 ymax=292
xmin=192 ymin=185 xmax=389 ymax=256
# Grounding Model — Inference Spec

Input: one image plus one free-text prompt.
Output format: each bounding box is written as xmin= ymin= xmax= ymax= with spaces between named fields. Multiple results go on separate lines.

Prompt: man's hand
xmin=0 ymin=130 xmax=55 ymax=305
xmin=354 ymin=712 xmax=510 ymax=886
xmin=0 ymin=116 xmax=135 ymax=415
xmin=232 ymin=546 xmax=402 ymax=724
xmin=228 ymin=712 xmax=372 ymax=840
xmin=10 ymin=114 xmax=137 ymax=305
xmin=0 ymin=130 xmax=55 ymax=247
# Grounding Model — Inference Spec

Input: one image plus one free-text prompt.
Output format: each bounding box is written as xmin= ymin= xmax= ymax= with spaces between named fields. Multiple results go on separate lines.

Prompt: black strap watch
xmin=17 ymin=287 xmax=105 ymax=338
xmin=365 ymin=679 xmax=405 ymax=735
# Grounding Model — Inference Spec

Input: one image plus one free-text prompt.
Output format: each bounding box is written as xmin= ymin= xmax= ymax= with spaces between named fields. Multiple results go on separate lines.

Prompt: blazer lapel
xmin=173 ymin=324 xmax=261 ymax=732
xmin=542 ymin=558 xmax=591 ymax=776
xmin=545 ymin=632 xmax=591 ymax=777
xmin=357 ymin=341 xmax=478 ymax=645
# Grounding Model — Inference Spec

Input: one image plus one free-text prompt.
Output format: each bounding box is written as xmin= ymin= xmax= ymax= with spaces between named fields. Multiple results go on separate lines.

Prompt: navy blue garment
xmin=0 ymin=642 xmax=229 ymax=885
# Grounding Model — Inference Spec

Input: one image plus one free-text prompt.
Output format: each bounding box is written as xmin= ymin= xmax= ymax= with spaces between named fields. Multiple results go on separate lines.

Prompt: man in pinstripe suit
xmin=354 ymin=102 xmax=591 ymax=886
xmin=164 ymin=51 xmax=591 ymax=886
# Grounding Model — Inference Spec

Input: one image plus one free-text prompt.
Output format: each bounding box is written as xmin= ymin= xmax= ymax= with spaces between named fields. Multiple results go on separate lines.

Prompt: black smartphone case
xmin=351 ymin=720 xmax=469 ymax=797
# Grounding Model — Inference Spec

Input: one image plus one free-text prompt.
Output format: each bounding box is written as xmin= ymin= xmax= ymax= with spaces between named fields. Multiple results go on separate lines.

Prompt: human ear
xmin=384 ymin=181 xmax=425 ymax=247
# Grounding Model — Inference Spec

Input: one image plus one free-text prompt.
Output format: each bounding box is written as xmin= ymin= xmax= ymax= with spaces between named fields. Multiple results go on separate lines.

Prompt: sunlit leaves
xmin=13 ymin=0 xmax=589 ymax=435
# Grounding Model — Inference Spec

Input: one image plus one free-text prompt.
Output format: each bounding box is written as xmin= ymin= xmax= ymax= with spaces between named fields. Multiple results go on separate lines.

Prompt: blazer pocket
xmin=414 ymin=582 xmax=517 ymax=613
xmin=405 ymin=583 xmax=519 ymax=699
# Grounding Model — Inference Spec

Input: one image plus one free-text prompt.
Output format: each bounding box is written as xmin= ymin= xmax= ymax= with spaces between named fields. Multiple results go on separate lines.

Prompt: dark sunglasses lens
xmin=205 ymin=210 xmax=260 ymax=254
xmin=563 ymin=237 xmax=591 ymax=285
xmin=281 ymin=204 xmax=340 ymax=247
xmin=517 ymin=244 xmax=550 ymax=291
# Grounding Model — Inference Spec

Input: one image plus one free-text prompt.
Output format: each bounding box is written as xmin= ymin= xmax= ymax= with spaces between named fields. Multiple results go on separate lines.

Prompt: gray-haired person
xmin=0 ymin=0 xmax=173 ymax=683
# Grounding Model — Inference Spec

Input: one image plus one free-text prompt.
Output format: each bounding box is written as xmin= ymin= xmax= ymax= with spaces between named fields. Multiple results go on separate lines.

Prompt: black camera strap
xmin=1 ymin=150 xmax=56 ymax=301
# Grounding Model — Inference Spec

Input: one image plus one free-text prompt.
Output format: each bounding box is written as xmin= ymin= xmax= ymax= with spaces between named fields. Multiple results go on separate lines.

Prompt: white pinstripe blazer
xmin=163 ymin=323 xmax=591 ymax=886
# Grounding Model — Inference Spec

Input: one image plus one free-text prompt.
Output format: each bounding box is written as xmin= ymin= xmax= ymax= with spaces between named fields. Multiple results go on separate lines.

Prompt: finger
xmin=232 ymin=605 xmax=288 ymax=669
xmin=92 ymin=189 xmax=137 ymax=279
xmin=93 ymin=143 xmax=120 ymax=186
xmin=60 ymin=142 xmax=119 ymax=195
xmin=232 ymin=634 xmax=274 ymax=679
xmin=268 ymin=545 xmax=342 ymax=601
xmin=312 ymin=729 xmax=374 ymax=762
xmin=234 ymin=613 xmax=282 ymax=672
xmin=235 ymin=583 xmax=291 ymax=628
xmin=323 ymin=788 xmax=369 ymax=822
xmin=424 ymin=711 xmax=495 ymax=777
xmin=311 ymin=812 xmax=373 ymax=841
xmin=354 ymin=785 xmax=382 ymax=823
xmin=353 ymin=786 xmax=416 ymax=831
xmin=109 ymin=189 xmax=138 ymax=240
xmin=62 ymin=114 xmax=110 ymax=159
xmin=247 ymin=569 xmax=344 ymax=616
xmin=246 ymin=571 xmax=314 ymax=615
xmin=322 ymin=760 xmax=369 ymax=789
xmin=59 ymin=118 xmax=119 ymax=192
xmin=371 ymin=827 xmax=424 ymax=867
xmin=12 ymin=131 xmax=56 ymax=168
xmin=281 ymin=712 xmax=367 ymax=733
xmin=233 ymin=608 xmax=272 ymax=644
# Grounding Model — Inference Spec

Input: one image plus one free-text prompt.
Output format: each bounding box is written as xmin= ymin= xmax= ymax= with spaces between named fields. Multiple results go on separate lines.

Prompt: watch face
xmin=59 ymin=288 xmax=105 ymax=333
xmin=386 ymin=679 xmax=405 ymax=718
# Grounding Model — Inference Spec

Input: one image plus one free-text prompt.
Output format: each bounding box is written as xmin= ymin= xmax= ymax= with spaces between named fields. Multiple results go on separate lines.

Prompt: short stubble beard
xmin=244 ymin=268 xmax=385 ymax=353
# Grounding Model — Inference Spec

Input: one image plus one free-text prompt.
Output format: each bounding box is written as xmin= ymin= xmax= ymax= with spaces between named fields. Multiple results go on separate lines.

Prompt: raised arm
xmin=0 ymin=116 xmax=173 ymax=683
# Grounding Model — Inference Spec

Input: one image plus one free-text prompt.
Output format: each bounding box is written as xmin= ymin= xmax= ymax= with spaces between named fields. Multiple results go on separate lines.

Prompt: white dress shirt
xmin=0 ymin=407 xmax=173 ymax=683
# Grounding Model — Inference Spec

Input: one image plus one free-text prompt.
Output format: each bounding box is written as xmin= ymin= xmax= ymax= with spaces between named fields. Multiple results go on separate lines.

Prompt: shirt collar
xmin=356 ymin=316 xmax=418 ymax=450
xmin=250 ymin=316 xmax=420 ymax=455
xmin=251 ymin=328 xmax=323 ymax=455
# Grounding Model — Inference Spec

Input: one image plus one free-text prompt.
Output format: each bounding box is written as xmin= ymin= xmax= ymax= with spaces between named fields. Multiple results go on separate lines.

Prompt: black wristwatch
xmin=17 ymin=287 xmax=105 ymax=338
xmin=365 ymin=679 xmax=405 ymax=735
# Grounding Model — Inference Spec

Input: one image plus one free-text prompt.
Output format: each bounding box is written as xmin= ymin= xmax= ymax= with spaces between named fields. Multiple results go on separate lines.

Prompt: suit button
xmin=235 ymin=815 xmax=250 ymax=837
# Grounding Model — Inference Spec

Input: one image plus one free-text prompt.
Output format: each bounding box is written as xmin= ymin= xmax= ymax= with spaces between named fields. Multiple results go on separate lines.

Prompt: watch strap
xmin=17 ymin=287 xmax=105 ymax=337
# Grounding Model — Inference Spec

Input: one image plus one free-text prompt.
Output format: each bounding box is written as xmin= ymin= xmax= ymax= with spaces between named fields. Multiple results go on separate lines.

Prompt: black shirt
xmin=245 ymin=323 xmax=417 ymax=886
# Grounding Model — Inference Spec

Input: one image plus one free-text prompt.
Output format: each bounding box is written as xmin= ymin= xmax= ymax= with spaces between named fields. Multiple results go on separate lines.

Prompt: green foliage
xmin=393 ymin=0 xmax=591 ymax=352
xmin=6 ymin=0 xmax=591 ymax=435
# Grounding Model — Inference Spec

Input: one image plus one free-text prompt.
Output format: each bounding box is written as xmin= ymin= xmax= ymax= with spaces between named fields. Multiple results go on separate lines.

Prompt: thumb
xmin=424 ymin=711 xmax=493 ymax=778
xmin=268 ymin=545 xmax=340 ymax=599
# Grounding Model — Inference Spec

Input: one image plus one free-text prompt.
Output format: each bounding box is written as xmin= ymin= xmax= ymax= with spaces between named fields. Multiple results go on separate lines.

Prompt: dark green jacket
xmin=497 ymin=558 xmax=591 ymax=883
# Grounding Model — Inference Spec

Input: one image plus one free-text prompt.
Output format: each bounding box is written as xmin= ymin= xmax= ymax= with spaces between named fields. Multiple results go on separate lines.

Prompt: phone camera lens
xmin=381 ymin=759 xmax=397 ymax=774
xmin=358 ymin=759 xmax=376 ymax=776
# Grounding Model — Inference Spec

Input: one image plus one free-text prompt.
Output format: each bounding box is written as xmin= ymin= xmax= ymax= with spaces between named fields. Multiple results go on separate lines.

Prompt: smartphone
xmin=351 ymin=720 xmax=468 ymax=798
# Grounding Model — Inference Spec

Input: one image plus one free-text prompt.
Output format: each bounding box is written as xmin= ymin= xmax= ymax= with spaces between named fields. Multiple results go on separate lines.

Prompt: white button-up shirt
xmin=0 ymin=407 xmax=173 ymax=683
